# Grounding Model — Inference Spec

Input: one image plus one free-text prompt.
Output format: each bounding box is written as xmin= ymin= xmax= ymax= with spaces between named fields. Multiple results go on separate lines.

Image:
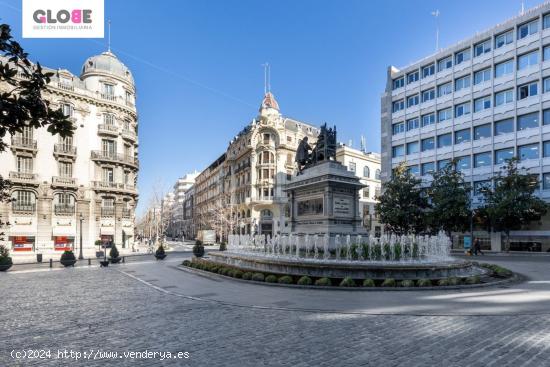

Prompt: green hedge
xmin=416 ymin=279 xmax=432 ymax=287
xmin=339 ymin=277 xmax=356 ymax=287
xmin=297 ymin=276 xmax=313 ymax=285
xmin=381 ymin=278 xmax=396 ymax=287
xmin=315 ymin=277 xmax=332 ymax=286
xmin=278 ymin=275 xmax=294 ymax=284
xmin=362 ymin=279 xmax=375 ymax=287
xmin=251 ymin=273 xmax=265 ymax=282
xmin=265 ymin=275 xmax=278 ymax=283
xmin=401 ymin=279 xmax=415 ymax=287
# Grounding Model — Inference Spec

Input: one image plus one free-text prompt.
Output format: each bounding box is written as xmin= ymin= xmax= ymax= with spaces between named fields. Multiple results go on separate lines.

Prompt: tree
xmin=375 ymin=163 xmax=429 ymax=235
xmin=1 ymin=23 xmax=73 ymax=243
xmin=428 ymin=159 xmax=471 ymax=243
xmin=479 ymin=158 xmax=547 ymax=251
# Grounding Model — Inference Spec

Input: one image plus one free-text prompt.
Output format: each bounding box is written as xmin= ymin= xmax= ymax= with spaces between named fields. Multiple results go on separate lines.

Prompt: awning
xmin=52 ymin=227 xmax=76 ymax=236
xmin=100 ymin=227 xmax=114 ymax=235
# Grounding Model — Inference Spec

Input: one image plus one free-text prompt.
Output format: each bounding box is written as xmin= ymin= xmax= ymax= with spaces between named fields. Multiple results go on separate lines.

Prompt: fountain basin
xmin=208 ymin=252 xmax=486 ymax=280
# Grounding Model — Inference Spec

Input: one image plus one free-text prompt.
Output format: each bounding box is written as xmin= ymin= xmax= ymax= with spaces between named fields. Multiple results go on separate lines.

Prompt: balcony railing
xmin=121 ymin=129 xmax=136 ymax=140
xmin=98 ymin=124 xmax=119 ymax=135
xmin=101 ymin=93 xmax=117 ymax=101
xmin=57 ymin=82 xmax=74 ymax=91
xmin=12 ymin=202 xmax=36 ymax=213
xmin=92 ymin=181 xmax=137 ymax=192
xmin=54 ymin=144 xmax=77 ymax=155
xmin=52 ymin=176 xmax=77 ymax=186
xmin=125 ymin=100 xmax=135 ymax=108
xmin=11 ymin=137 xmax=37 ymax=150
xmin=122 ymin=208 xmax=132 ymax=218
xmin=91 ymin=151 xmax=138 ymax=167
xmin=54 ymin=204 xmax=75 ymax=215
xmin=9 ymin=171 xmax=38 ymax=182
xmin=101 ymin=207 xmax=115 ymax=217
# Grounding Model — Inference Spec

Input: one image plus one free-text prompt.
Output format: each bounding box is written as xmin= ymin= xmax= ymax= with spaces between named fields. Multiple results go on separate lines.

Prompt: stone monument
xmin=285 ymin=124 xmax=366 ymax=243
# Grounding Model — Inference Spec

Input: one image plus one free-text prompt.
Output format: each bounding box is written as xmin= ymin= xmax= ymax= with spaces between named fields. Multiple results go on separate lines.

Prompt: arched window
xmin=262 ymin=151 xmax=274 ymax=164
xmin=12 ymin=190 xmax=36 ymax=212
xmin=54 ymin=193 xmax=75 ymax=215
xmin=363 ymin=166 xmax=370 ymax=178
xmin=246 ymin=209 xmax=251 ymax=218
xmin=261 ymin=209 xmax=273 ymax=219
xmin=375 ymin=169 xmax=381 ymax=180
xmin=103 ymin=113 xmax=115 ymax=125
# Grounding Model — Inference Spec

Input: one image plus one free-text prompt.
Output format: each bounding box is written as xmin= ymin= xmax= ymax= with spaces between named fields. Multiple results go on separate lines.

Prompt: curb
xmin=177 ymin=264 xmax=522 ymax=291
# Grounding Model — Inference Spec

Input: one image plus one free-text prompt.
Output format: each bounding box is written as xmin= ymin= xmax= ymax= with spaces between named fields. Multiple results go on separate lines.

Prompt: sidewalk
xmin=451 ymin=249 xmax=550 ymax=257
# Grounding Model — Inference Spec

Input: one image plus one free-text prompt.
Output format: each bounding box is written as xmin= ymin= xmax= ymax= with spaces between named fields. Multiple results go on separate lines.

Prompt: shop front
xmin=53 ymin=236 xmax=74 ymax=251
xmin=11 ymin=236 xmax=35 ymax=252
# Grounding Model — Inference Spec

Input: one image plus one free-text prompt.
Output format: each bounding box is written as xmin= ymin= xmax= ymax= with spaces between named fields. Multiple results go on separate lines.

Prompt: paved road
xmin=1 ymin=254 xmax=549 ymax=366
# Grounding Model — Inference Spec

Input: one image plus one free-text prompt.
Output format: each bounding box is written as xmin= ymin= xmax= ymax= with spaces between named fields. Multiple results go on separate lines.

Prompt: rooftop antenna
xmin=360 ymin=135 xmax=366 ymax=152
xmin=520 ymin=1 xmax=525 ymax=15
xmin=431 ymin=10 xmax=440 ymax=51
xmin=261 ymin=62 xmax=270 ymax=94
xmin=107 ymin=19 xmax=111 ymax=52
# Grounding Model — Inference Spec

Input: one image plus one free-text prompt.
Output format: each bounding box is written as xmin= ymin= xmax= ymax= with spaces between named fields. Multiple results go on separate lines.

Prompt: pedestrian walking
xmin=473 ymin=238 xmax=484 ymax=256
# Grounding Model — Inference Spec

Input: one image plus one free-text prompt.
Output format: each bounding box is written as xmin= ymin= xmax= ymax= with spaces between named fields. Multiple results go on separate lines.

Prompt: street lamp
xmin=78 ymin=212 xmax=84 ymax=260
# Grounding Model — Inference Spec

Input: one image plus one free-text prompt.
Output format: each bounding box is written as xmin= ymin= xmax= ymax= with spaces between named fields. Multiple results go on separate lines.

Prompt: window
xmin=495 ymin=59 xmax=514 ymax=78
xmin=495 ymin=30 xmax=513 ymax=48
xmin=263 ymin=133 xmax=271 ymax=144
xmin=544 ymin=173 xmax=550 ymax=190
xmin=437 ymin=133 xmax=452 ymax=148
xmin=545 ymin=13 xmax=550 ymax=29
xmin=544 ymin=45 xmax=550 ymax=61
xmin=61 ymin=103 xmax=73 ymax=117
xmin=518 ymin=50 xmax=539 ymax=70
xmin=437 ymin=159 xmax=451 ymax=170
xmin=392 ymin=145 xmax=405 ymax=157
xmin=474 ymin=39 xmax=491 ymax=57
xmin=13 ymin=190 xmax=35 ymax=207
xmin=103 ymin=113 xmax=115 ymax=125
xmin=421 ymin=137 xmax=434 ymax=151
xmin=544 ymin=141 xmax=550 ymax=157
xmin=407 ymin=94 xmax=419 ymax=107
xmin=422 ymin=63 xmax=435 ymax=78
xmin=408 ymin=165 xmax=420 ymax=176
xmin=474 ymin=180 xmax=491 ymax=195
xmin=456 ymin=156 xmax=471 ymax=171
xmin=438 ymin=108 xmax=453 ymax=122
xmin=363 ymin=166 xmax=370 ymax=178
xmin=437 ymin=82 xmax=452 ymax=97
xmin=102 ymin=167 xmax=114 ymax=183
xmin=517 ymin=112 xmax=539 ymax=130
xmin=518 ymin=143 xmax=539 ymax=160
xmin=474 ymin=96 xmax=491 ymax=112
xmin=455 ymin=75 xmax=471 ymax=91
xmin=406 ymin=141 xmax=419 ymax=154
xmin=393 ymin=77 xmax=404 ymax=90
xmin=454 ymin=128 xmax=471 ymax=144
xmin=421 ymin=89 xmax=435 ymax=103
xmin=474 ymin=68 xmax=491 ymax=85
xmin=455 ymin=49 xmax=471 ymax=65
xmin=518 ymin=81 xmax=538 ymax=100
xmin=58 ymin=162 xmax=72 ymax=177
xmin=392 ymin=122 xmax=405 ymax=135
xmin=544 ymin=77 xmax=550 ymax=93
xmin=101 ymin=139 xmax=116 ymax=157
xmin=349 ymin=162 xmax=356 ymax=173
xmin=455 ymin=102 xmax=471 ymax=117
xmin=392 ymin=99 xmax=405 ymax=112
xmin=375 ymin=169 xmax=381 ymax=180
xmin=406 ymin=118 xmax=419 ymax=131
xmin=474 ymin=123 xmax=491 ymax=140
xmin=16 ymin=156 xmax=32 ymax=173
xmin=518 ymin=19 xmax=538 ymax=39
xmin=437 ymin=56 xmax=453 ymax=71
xmin=494 ymin=118 xmax=514 ymax=136
xmin=407 ymin=71 xmax=419 ymax=84
xmin=421 ymin=113 xmax=435 ymax=127
xmin=474 ymin=152 xmax=492 ymax=168
xmin=544 ymin=109 xmax=550 ymax=125
xmin=102 ymin=83 xmax=114 ymax=98
xmin=421 ymin=162 xmax=435 ymax=176
xmin=363 ymin=187 xmax=370 ymax=198
xmin=495 ymin=148 xmax=514 ymax=165
xmin=495 ymin=89 xmax=513 ymax=106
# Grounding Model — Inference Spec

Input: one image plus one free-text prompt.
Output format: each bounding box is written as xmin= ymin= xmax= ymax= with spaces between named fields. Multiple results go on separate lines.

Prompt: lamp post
xmin=78 ymin=212 xmax=84 ymax=260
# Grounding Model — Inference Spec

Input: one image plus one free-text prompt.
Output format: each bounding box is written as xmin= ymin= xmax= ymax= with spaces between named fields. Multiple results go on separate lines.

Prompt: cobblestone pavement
xmin=1 ymin=263 xmax=550 ymax=367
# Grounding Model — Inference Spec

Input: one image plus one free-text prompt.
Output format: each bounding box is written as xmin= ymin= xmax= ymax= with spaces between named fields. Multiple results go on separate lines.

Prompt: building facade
xmin=166 ymin=172 xmax=198 ymax=239
xmin=381 ymin=3 xmax=550 ymax=252
xmin=0 ymin=50 xmax=138 ymax=257
xmin=335 ymin=144 xmax=382 ymax=236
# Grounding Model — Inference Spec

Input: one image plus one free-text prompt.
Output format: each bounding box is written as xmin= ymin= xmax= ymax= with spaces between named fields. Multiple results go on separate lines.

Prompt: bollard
xmin=122 ymin=256 xmax=125 ymax=263
xmin=49 ymin=258 xmax=53 ymax=268
xmin=88 ymin=258 xmax=91 ymax=266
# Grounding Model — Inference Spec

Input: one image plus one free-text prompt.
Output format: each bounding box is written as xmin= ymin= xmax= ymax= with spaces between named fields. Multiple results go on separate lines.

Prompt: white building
xmin=166 ymin=171 xmax=198 ymax=239
xmin=335 ymin=144 xmax=382 ymax=236
xmin=381 ymin=3 xmax=550 ymax=252
xmin=0 ymin=50 xmax=138 ymax=258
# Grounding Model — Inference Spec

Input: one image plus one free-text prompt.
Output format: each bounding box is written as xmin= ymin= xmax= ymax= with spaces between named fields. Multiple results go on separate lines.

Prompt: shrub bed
xmin=265 ymin=275 xmax=278 ymax=283
xmin=315 ymin=277 xmax=332 ymax=286
xmin=278 ymin=275 xmax=294 ymax=284
xmin=362 ymin=279 xmax=375 ymax=287
xmin=416 ymin=279 xmax=432 ymax=287
xmin=251 ymin=273 xmax=265 ymax=282
xmin=339 ymin=277 xmax=356 ymax=287
xmin=381 ymin=278 xmax=396 ymax=287
xmin=400 ymin=279 xmax=415 ymax=287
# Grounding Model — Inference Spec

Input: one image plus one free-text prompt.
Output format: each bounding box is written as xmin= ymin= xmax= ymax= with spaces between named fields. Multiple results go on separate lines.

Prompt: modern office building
xmin=0 ymin=50 xmax=138 ymax=257
xmin=381 ymin=3 xmax=550 ymax=251
xmin=335 ymin=144 xmax=382 ymax=236
xmin=164 ymin=172 xmax=199 ymax=239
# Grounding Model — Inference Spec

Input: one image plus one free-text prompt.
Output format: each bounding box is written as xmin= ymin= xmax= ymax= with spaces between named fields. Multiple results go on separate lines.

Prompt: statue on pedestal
xmin=294 ymin=123 xmax=337 ymax=174
xmin=295 ymin=136 xmax=312 ymax=174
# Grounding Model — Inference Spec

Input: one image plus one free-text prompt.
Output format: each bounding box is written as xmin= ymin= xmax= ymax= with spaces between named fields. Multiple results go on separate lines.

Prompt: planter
xmin=60 ymin=259 xmax=77 ymax=267
xmin=100 ymin=260 xmax=110 ymax=267
xmin=0 ymin=263 xmax=12 ymax=272
xmin=109 ymin=257 xmax=122 ymax=264
xmin=155 ymin=253 xmax=167 ymax=260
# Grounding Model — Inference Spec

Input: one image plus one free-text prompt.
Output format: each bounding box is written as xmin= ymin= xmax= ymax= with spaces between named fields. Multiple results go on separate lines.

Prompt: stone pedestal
xmin=284 ymin=160 xmax=366 ymax=244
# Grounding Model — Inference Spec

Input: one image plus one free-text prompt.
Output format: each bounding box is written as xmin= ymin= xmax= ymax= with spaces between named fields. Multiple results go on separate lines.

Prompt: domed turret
xmin=81 ymin=50 xmax=134 ymax=84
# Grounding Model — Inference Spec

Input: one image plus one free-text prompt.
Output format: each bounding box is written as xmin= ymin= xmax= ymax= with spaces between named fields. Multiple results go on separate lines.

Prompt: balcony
xmin=57 ymin=82 xmax=74 ymax=91
xmin=101 ymin=207 xmax=115 ymax=217
xmin=122 ymin=208 xmax=132 ymax=218
xmin=54 ymin=204 xmax=75 ymax=215
xmin=9 ymin=171 xmax=39 ymax=185
xmin=52 ymin=176 xmax=77 ymax=188
xmin=98 ymin=124 xmax=119 ymax=136
xmin=12 ymin=202 xmax=36 ymax=214
xmin=53 ymin=144 xmax=77 ymax=157
xmin=125 ymin=100 xmax=135 ymax=108
xmin=91 ymin=181 xmax=138 ymax=194
xmin=10 ymin=137 xmax=37 ymax=152
xmin=101 ymin=93 xmax=117 ymax=102
xmin=91 ymin=151 xmax=139 ymax=168
xmin=121 ymin=129 xmax=137 ymax=141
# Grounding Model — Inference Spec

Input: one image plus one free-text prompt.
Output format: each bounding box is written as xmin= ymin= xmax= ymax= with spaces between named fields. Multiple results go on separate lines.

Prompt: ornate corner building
xmin=0 ymin=50 xmax=138 ymax=256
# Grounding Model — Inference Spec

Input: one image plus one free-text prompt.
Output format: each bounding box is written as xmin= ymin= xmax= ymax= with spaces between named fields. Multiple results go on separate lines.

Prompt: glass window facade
xmin=474 ymin=96 xmax=491 ymax=112
xmin=495 ymin=59 xmax=514 ymax=78
xmin=421 ymin=89 xmax=435 ymax=102
xmin=474 ymin=124 xmax=491 ymax=140
xmin=455 ymin=102 xmax=471 ymax=117
xmin=518 ymin=82 xmax=538 ymax=100
xmin=517 ymin=112 xmax=539 ymax=130
xmin=422 ymin=63 xmax=435 ymax=78
xmin=495 ymin=148 xmax=514 ymax=165
xmin=407 ymin=71 xmax=419 ymax=84
xmin=455 ymin=49 xmax=471 ymax=65
xmin=474 ymin=39 xmax=491 ymax=57
xmin=392 ymin=145 xmax=405 ymax=157
xmin=517 ymin=19 xmax=538 ymax=39
xmin=518 ymin=143 xmax=539 ymax=160
xmin=474 ymin=152 xmax=492 ymax=168
xmin=437 ymin=159 xmax=451 ymax=170
xmin=393 ymin=77 xmax=404 ymax=90
xmin=437 ymin=133 xmax=452 ymax=148
xmin=406 ymin=118 xmax=419 ymax=131
xmin=455 ymin=75 xmax=471 ymax=91
xmin=437 ymin=56 xmax=452 ymax=71
xmin=438 ymin=108 xmax=453 ymax=122
xmin=421 ymin=137 xmax=434 ymax=151
xmin=454 ymin=128 xmax=471 ymax=144
xmin=474 ymin=68 xmax=491 ymax=85
xmin=518 ymin=50 xmax=539 ymax=70
xmin=421 ymin=113 xmax=435 ymax=127
xmin=407 ymin=94 xmax=419 ymax=107
xmin=392 ymin=122 xmax=404 ymax=135
xmin=406 ymin=141 xmax=419 ymax=154
xmin=495 ymin=89 xmax=513 ymax=106
xmin=495 ymin=30 xmax=513 ymax=48
xmin=456 ymin=156 xmax=471 ymax=171
xmin=437 ymin=82 xmax=452 ymax=97
xmin=421 ymin=162 xmax=435 ymax=176
xmin=494 ymin=118 xmax=514 ymax=135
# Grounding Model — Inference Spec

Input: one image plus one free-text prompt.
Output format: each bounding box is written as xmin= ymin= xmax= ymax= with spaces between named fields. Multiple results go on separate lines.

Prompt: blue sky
xmin=0 ymin=0 xmax=542 ymax=215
